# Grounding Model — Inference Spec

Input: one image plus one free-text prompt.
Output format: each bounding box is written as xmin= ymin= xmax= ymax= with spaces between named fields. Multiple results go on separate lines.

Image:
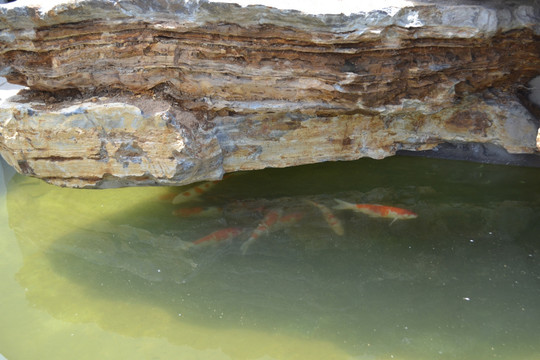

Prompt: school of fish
xmin=166 ymin=177 xmax=418 ymax=254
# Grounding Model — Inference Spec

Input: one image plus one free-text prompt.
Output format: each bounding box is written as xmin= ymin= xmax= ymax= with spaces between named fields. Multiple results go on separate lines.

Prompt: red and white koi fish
xmin=172 ymin=181 xmax=219 ymax=204
xmin=240 ymin=209 xmax=282 ymax=254
xmin=193 ymin=227 xmax=243 ymax=245
xmin=306 ymin=200 xmax=344 ymax=235
xmin=172 ymin=206 xmax=223 ymax=218
xmin=334 ymin=199 xmax=417 ymax=224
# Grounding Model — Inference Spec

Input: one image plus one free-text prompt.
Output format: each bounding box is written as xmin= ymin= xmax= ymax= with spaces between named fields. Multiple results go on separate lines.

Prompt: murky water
xmin=1 ymin=156 xmax=539 ymax=360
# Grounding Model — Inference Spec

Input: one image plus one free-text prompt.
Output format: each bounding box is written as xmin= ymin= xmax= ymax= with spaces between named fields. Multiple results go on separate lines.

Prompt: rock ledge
xmin=0 ymin=0 xmax=539 ymax=187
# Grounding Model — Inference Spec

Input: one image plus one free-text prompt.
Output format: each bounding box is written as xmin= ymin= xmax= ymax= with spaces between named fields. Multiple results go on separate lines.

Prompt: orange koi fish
xmin=172 ymin=206 xmax=222 ymax=217
xmin=193 ymin=227 xmax=243 ymax=245
xmin=334 ymin=199 xmax=417 ymax=224
xmin=240 ymin=209 xmax=282 ymax=254
xmin=172 ymin=181 xmax=219 ymax=204
xmin=306 ymin=200 xmax=344 ymax=235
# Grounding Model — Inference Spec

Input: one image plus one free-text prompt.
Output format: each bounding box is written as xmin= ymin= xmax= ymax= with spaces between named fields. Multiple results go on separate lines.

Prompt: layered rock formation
xmin=0 ymin=0 xmax=539 ymax=188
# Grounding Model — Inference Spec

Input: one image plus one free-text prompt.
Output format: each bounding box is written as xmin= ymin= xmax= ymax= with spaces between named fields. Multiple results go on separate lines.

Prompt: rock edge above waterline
xmin=0 ymin=0 xmax=539 ymax=187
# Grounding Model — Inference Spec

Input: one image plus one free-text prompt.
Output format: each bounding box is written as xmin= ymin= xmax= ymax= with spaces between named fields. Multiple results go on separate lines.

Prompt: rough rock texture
xmin=0 ymin=0 xmax=539 ymax=188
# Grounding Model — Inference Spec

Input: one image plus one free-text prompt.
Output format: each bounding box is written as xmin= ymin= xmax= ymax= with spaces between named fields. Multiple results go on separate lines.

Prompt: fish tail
xmin=171 ymin=193 xmax=185 ymax=204
xmin=333 ymin=198 xmax=353 ymax=210
xmin=193 ymin=235 xmax=211 ymax=245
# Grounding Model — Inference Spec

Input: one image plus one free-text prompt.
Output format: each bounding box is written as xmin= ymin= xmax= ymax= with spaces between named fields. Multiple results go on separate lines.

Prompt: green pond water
xmin=0 ymin=156 xmax=539 ymax=360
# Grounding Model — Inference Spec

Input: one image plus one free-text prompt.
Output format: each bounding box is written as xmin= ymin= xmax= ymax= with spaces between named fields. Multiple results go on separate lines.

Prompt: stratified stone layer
xmin=0 ymin=0 xmax=539 ymax=187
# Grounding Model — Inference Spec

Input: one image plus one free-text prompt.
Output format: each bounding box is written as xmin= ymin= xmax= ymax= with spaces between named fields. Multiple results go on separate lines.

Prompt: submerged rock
xmin=0 ymin=0 xmax=539 ymax=187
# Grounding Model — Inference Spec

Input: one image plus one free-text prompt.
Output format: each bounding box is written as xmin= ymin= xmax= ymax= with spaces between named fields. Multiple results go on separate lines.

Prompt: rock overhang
xmin=0 ymin=0 xmax=538 ymax=188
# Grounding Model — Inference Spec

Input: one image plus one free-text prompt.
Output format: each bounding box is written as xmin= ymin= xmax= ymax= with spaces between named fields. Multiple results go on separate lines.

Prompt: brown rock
xmin=0 ymin=0 xmax=538 ymax=187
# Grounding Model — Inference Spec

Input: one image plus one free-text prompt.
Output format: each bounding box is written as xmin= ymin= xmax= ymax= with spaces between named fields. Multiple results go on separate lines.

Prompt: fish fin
xmin=333 ymin=198 xmax=352 ymax=210
xmin=240 ymin=238 xmax=255 ymax=255
xmin=389 ymin=218 xmax=398 ymax=226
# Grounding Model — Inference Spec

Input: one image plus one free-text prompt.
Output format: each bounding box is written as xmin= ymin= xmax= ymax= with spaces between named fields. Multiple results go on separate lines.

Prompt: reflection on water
xmin=2 ymin=157 xmax=540 ymax=359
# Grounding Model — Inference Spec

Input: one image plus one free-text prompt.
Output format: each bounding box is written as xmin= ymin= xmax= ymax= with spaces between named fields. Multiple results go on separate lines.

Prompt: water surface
xmin=1 ymin=157 xmax=539 ymax=360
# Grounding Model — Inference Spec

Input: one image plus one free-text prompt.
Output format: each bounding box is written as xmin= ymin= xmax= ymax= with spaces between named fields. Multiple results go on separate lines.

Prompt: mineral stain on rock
xmin=446 ymin=111 xmax=493 ymax=137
